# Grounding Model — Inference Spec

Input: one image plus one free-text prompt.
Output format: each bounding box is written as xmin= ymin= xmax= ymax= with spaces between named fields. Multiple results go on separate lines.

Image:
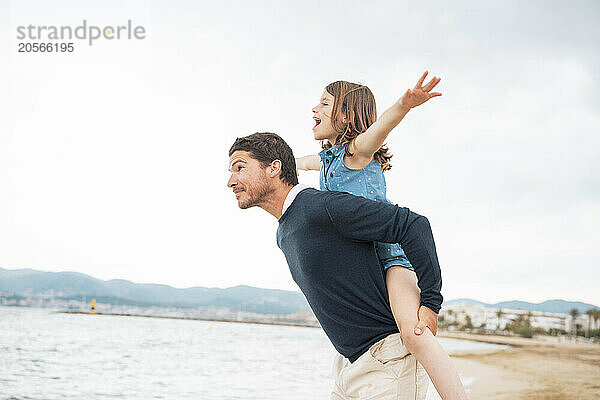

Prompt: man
xmin=227 ymin=132 xmax=465 ymax=399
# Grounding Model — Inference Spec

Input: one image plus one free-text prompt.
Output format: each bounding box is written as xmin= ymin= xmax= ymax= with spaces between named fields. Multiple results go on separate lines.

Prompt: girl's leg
xmin=386 ymin=266 xmax=468 ymax=400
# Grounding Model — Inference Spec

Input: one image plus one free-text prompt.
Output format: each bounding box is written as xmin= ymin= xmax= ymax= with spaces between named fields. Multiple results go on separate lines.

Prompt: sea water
xmin=0 ymin=306 xmax=505 ymax=399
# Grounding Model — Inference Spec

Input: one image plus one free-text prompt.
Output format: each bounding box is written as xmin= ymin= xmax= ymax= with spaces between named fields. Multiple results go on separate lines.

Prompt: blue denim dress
xmin=318 ymin=144 xmax=413 ymax=271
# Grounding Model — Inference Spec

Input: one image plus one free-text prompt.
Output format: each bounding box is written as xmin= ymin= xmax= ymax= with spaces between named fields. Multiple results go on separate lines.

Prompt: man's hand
xmin=414 ymin=305 xmax=438 ymax=336
xmin=399 ymin=71 xmax=442 ymax=110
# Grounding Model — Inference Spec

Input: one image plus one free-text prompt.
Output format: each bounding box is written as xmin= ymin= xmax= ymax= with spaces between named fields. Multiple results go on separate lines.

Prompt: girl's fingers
xmin=415 ymin=71 xmax=428 ymax=89
xmin=424 ymin=77 xmax=441 ymax=91
xmin=429 ymin=92 xmax=442 ymax=98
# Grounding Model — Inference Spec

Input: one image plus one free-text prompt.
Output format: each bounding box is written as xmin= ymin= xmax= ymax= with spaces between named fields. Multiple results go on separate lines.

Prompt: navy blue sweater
xmin=276 ymin=188 xmax=442 ymax=362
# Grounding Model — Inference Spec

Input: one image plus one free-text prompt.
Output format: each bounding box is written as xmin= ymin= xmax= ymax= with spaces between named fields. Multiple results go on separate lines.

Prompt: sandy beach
xmin=441 ymin=332 xmax=600 ymax=399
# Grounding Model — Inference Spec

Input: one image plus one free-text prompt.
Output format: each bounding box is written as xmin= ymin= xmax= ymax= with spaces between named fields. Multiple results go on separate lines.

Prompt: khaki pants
xmin=330 ymin=333 xmax=429 ymax=400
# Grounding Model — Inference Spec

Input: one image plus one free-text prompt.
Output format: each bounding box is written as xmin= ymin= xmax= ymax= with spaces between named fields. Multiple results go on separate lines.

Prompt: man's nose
xmin=227 ymin=174 xmax=236 ymax=188
xmin=312 ymin=106 xmax=318 ymax=113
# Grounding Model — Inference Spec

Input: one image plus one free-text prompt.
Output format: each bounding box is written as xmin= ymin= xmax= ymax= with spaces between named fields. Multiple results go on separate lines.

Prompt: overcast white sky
xmin=1 ymin=1 xmax=599 ymax=306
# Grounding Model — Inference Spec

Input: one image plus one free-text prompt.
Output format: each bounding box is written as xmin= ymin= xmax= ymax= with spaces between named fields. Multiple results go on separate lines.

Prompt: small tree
xmin=570 ymin=308 xmax=580 ymax=337
xmin=593 ymin=309 xmax=600 ymax=336
xmin=586 ymin=309 xmax=594 ymax=338
xmin=447 ymin=309 xmax=455 ymax=322
xmin=506 ymin=313 xmax=535 ymax=338
xmin=526 ymin=311 xmax=533 ymax=328
xmin=464 ymin=314 xmax=473 ymax=330
xmin=496 ymin=309 xmax=505 ymax=331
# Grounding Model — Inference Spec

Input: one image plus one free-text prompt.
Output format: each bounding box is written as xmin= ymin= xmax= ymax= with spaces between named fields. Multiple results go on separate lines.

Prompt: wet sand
xmin=441 ymin=332 xmax=600 ymax=399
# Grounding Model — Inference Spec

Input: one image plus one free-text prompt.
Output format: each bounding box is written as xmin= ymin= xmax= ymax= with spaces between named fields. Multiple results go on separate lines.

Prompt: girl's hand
xmin=295 ymin=155 xmax=321 ymax=171
xmin=414 ymin=305 xmax=439 ymax=336
xmin=399 ymin=71 xmax=442 ymax=110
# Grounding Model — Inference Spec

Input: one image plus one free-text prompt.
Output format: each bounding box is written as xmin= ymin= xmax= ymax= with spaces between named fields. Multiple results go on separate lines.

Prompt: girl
xmin=296 ymin=72 xmax=468 ymax=399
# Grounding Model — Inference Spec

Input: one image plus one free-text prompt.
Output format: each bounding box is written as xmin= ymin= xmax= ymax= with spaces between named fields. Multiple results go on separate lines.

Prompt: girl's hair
xmin=322 ymin=80 xmax=393 ymax=171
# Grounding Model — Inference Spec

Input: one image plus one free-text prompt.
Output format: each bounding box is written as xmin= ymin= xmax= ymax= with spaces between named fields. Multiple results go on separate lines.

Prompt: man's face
xmin=227 ymin=151 xmax=273 ymax=209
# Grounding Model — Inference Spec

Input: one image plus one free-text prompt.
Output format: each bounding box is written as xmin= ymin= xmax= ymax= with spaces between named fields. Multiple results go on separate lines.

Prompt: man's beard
xmin=239 ymin=181 xmax=274 ymax=209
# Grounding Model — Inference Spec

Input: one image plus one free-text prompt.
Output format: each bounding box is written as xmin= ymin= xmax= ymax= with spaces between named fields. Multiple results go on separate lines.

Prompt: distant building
xmin=440 ymin=302 xmax=579 ymax=333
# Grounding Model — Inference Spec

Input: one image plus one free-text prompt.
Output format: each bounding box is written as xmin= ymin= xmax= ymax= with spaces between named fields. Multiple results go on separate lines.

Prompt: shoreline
xmin=55 ymin=310 xmax=321 ymax=328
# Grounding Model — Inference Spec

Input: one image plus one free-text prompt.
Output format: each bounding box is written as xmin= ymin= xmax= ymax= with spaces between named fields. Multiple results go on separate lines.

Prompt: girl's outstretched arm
xmin=295 ymin=154 xmax=321 ymax=171
xmin=386 ymin=266 xmax=468 ymax=400
xmin=351 ymin=71 xmax=442 ymax=161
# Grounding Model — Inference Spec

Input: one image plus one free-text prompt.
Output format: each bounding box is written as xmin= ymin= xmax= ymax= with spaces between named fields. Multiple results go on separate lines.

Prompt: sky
xmin=1 ymin=1 xmax=599 ymax=306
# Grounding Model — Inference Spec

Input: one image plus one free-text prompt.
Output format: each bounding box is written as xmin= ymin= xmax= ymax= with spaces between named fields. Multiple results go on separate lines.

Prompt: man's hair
xmin=229 ymin=132 xmax=299 ymax=186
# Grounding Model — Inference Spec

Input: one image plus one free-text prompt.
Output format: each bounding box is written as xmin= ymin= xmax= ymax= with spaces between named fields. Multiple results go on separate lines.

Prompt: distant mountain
xmin=0 ymin=267 xmax=310 ymax=314
xmin=2 ymin=268 xmax=598 ymax=315
xmin=445 ymin=298 xmax=490 ymax=308
xmin=445 ymin=298 xmax=599 ymax=314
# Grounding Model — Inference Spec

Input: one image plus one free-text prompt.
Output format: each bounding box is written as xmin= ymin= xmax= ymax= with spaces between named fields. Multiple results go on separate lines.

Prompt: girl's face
xmin=312 ymin=90 xmax=338 ymax=143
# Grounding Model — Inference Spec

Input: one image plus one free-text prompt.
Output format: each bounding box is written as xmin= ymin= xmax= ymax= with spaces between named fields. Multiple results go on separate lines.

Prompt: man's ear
xmin=268 ymin=160 xmax=282 ymax=178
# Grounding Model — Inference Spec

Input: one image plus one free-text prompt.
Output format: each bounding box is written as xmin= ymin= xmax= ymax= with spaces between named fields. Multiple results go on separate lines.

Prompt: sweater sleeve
xmin=324 ymin=191 xmax=443 ymax=313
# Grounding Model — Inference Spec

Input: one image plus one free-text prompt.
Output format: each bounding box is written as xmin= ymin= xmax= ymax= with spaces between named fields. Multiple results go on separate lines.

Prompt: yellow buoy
xmin=90 ymin=298 xmax=96 ymax=314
